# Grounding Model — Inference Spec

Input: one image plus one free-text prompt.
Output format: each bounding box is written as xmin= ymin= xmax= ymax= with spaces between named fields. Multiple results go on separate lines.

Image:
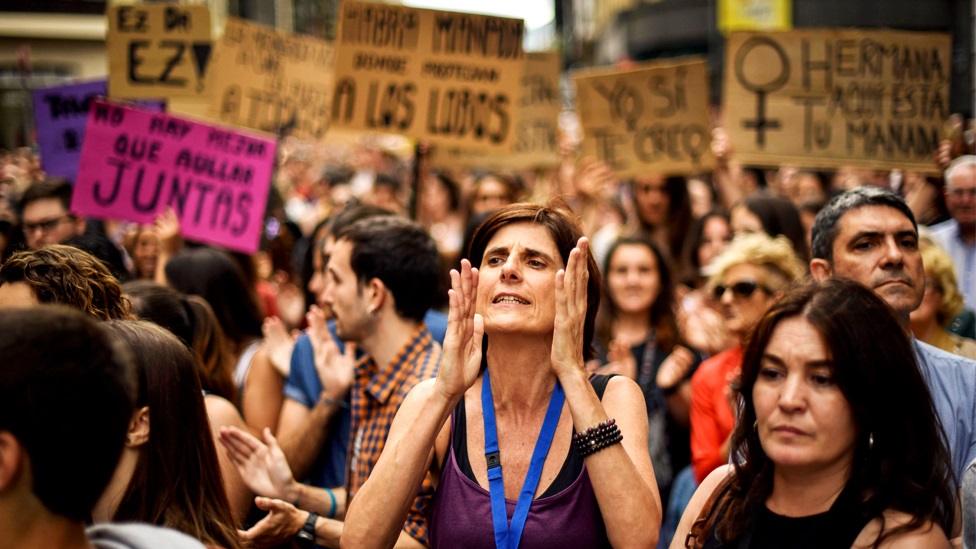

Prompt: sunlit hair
xmin=918 ymin=235 xmax=966 ymax=326
xmin=103 ymin=320 xmax=241 ymax=549
xmin=704 ymin=233 xmax=806 ymax=296
xmin=0 ymin=244 xmax=130 ymax=320
xmin=706 ymin=279 xmax=955 ymax=547
xmin=467 ymin=202 xmax=602 ymax=361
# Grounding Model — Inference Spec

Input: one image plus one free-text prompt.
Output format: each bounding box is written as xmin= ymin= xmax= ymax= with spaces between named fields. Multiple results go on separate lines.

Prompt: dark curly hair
xmin=706 ymin=279 xmax=955 ymax=548
xmin=0 ymin=244 xmax=130 ymax=320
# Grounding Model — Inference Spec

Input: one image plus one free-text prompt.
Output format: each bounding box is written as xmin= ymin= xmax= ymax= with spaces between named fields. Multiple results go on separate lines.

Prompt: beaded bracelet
xmin=572 ymin=418 xmax=623 ymax=457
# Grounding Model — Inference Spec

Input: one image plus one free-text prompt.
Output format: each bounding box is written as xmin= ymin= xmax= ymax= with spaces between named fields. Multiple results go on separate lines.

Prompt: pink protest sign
xmin=72 ymin=99 xmax=276 ymax=253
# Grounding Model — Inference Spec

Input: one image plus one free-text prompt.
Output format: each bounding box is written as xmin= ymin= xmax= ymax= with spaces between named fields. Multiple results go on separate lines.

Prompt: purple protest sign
xmin=32 ymin=80 xmax=165 ymax=183
xmin=72 ymin=99 xmax=276 ymax=254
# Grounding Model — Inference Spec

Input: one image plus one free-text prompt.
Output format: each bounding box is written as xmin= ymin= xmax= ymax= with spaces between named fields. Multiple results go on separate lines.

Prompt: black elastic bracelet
xmin=573 ymin=418 xmax=623 ymax=457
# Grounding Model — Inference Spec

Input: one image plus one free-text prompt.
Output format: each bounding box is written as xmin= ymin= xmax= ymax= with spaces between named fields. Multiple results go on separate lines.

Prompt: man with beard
xmin=809 ymin=186 xmax=976 ymax=481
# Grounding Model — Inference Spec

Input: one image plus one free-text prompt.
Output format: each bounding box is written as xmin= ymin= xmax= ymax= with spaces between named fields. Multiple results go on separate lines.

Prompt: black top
xmin=452 ymin=374 xmax=614 ymax=498
xmin=702 ymin=483 xmax=872 ymax=549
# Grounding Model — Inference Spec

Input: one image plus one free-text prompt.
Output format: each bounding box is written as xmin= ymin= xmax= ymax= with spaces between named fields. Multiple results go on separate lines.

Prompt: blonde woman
xmin=910 ymin=236 xmax=976 ymax=360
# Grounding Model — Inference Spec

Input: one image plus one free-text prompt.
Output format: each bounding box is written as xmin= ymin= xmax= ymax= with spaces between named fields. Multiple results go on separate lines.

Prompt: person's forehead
xmin=947 ymin=165 xmax=976 ymax=189
xmin=487 ymin=222 xmax=560 ymax=256
xmin=836 ymin=205 xmax=914 ymax=238
xmin=23 ymin=197 xmax=67 ymax=219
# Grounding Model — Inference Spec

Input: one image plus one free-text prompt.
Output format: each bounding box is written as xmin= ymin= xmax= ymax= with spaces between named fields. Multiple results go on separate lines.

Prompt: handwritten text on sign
xmin=723 ymin=29 xmax=951 ymax=172
xmin=71 ymin=100 xmax=275 ymax=254
xmin=430 ymin=51 xmax=562 ymax=169
xmin=574 ymin=58 xmax=713 ymax=176
xmin=32 ymin=80 xmax=164 ymax=183
xmin=331 ymin=2 xmax=524 ymax=150
xmin=107 ymin=4 xmax=212 ymax=99
xmin=209 ymin=18 xmax=334 ymax=140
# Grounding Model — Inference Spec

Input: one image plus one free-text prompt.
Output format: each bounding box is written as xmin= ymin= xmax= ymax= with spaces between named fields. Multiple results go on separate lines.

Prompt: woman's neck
xmin=766 ymin=457 xmax=852 ymax=517
xmin=485 ymin=333 xmax=557 ymax=421
xmin=613 ymin=311 xmax=652 ymax=345
xmin=910 ymin=317 xmax=943 ymax=347
xmin=91 ymin=448 xmax=139 ymax=522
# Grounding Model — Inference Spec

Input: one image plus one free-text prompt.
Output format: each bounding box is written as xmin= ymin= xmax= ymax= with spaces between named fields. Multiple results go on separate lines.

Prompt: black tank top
xmin=451 ymin=374 xmax=615 ymax=498
xmin=702 ymin=483 xmax=872 ymax=549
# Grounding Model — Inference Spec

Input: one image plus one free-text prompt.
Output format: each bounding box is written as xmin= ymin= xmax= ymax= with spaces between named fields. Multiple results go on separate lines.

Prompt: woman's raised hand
xmin=435 ymin=259 xmax=484 ymax=403
xmin=551 ymin=237 xmax=590 ymax=379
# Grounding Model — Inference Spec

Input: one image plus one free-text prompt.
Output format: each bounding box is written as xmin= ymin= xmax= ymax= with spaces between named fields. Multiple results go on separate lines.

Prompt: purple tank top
xmin=427 ymin=427 xmax=611 ymax=548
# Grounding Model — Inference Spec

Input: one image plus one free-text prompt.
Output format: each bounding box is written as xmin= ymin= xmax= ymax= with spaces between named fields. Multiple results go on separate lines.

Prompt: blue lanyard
xmin=482 ymin=369 xmax=565 ymax=549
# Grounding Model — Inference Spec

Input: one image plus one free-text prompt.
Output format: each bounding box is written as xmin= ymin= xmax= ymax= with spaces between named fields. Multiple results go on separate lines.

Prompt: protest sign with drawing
xmin=573 ymin=58 xmax=714 ymax=177
xmin=208 ymin=17 xmax=334 ymax=141
xmin=107 ymin=4 xmax=212 ymax=99
xmin=430 ymin=51 xmax=562 ymax=169
xmin=71 ymin=100 xmax=276 ymax=254
xmin=32 ymin=80 xmax=164 ymax=183
xmin=331 ymin=1 xmax=525 ymax=151
xmin=723 ymin=29 xmax=951 ymax=172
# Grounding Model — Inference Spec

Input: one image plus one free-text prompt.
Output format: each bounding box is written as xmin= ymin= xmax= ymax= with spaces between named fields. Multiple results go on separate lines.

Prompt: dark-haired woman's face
xmin=698 ymin=217 xmax=732 ymax=271
xmin=476 ymin=222 xmax=561 ymax=336
xmin=607 ymin=244 xmax=660 ymax=315
xmin=633 ymin=176 xmax=669 ymax=226
xmin=731 ymin=205 xmax=763 ymax=237
xmin=471 ymin=178 xmax=511 ymax=215
xmin=753 ymin=316 xmax=856 ymax=473
xmin=133 ymin=229 xmax=159 ymax=280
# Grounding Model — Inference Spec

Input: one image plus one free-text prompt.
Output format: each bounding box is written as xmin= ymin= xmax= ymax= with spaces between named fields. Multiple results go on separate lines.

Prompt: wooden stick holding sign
xmin=573 ymin=58 xmax=714 ymax=177
xmin=71 ymin=100 xmax=276 ymax=254
xmin=331 ymin=1 xmax=525 ymax=151
xmin=723 ymin=29 xmax=951 ymax=173
xmin=107 ymin=4 xmax=212 ymax=99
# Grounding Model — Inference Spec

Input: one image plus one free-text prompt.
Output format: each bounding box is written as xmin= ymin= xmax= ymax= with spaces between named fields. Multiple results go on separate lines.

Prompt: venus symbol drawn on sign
xmin=734 ymin=36 xmax=790 ymax=148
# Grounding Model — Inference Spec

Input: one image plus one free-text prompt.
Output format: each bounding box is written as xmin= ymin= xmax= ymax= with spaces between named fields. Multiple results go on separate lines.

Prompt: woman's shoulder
xmin=669 ymin=466 xmax=735 ymax=549
xmin=852 ymin=510 xmax=950 ymax=549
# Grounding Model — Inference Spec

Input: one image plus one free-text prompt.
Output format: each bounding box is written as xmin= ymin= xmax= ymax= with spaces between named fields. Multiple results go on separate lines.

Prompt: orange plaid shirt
xmin=346 ymin=324 xmax=440 ymax=544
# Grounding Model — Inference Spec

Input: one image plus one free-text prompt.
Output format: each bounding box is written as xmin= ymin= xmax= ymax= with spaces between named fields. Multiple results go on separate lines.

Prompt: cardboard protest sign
xmin=723 ymin=29 xmax=951 ymax=172
xmin=32 ymin=80 xmax=165 ymax=183
xmin=72 ymin=100 xmax=276 ymax=254
xmin=573 ymin=58 xmax=713 ymax=177
xmin=430 ymin=51 xmax=562 ymax=169
xmin=208 ymin=18 xmax=334 ymax=141
xmin=331 ymin=2 xmax=525 ymax=151
xmin=107 ymin=4 xmax=212 ymax=99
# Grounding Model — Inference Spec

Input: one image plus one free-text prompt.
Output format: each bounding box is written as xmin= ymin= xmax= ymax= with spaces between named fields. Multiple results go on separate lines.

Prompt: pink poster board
xmin=72 ymin=99 xmax=276 ymax=254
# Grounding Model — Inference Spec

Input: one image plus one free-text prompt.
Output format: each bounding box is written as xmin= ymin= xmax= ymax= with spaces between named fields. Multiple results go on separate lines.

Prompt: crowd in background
xmin=1 ymin=113 xmax=976 ymax=549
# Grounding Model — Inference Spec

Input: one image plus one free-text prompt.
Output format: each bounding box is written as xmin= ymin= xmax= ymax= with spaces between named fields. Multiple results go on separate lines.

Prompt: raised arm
xmin=551 ymin=237 xmax=662 ymax=548
xmin=342 ymin=259 xmax=484 ymax=549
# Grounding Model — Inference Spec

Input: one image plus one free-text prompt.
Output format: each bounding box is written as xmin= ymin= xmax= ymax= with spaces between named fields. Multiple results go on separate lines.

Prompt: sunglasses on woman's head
xmin=712 ymin=280 xmax=768 ymax=300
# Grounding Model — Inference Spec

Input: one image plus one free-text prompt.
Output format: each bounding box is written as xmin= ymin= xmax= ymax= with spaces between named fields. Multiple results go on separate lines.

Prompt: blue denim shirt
xmin=930 ymin=219 xmax=976 ymax=311
xmin=915 ymin=339 xmax=976 ymax=481
xmin=282 ymin=310 xmax=448 ymax=489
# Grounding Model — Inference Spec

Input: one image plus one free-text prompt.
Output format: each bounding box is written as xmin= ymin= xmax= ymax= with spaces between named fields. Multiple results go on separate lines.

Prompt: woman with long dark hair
xmin=165 ymin=247 xmax=283 ymax=432
xmin=594 ymin=236 xmax=696 ymax=500
xmin=122 ymin=281 xmax=253 ymax=522
xmin=93 ymin=320 xmax=240 ymax=548
xmin=675 ymin=280 xmax=956 ymax=548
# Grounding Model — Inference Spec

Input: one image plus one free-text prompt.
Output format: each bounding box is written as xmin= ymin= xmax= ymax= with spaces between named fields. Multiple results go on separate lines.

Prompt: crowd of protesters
xmin=1 ymin=115 xmax=976 ymax=549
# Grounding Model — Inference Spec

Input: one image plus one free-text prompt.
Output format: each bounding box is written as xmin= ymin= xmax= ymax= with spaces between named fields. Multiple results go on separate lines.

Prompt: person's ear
xmin=0 ymin=431 xmax=24 ymax=492
xmin=366 ymin=278 xmax=386 ymax=315
xmin=73 ymin=217 xmax=87 ymax=237
xmin=126 ymin=407 xmax=150 ymax=448
xmin=809 ymin=259 xmax=833 ymax=282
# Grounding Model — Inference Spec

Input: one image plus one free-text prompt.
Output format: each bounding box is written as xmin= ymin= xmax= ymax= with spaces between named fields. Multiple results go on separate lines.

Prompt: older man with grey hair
xmin=930 ymin=156 xmax=976 ymax=311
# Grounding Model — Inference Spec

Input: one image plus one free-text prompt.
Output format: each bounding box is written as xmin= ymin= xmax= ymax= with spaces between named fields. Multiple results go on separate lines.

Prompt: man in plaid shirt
xmin=225 ymin=216 xmax=442 ymax=548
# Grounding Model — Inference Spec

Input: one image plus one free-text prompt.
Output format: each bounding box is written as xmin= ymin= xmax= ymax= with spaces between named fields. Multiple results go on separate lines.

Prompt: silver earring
xmin=868 ymin=432 xmax=875 ymax=450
